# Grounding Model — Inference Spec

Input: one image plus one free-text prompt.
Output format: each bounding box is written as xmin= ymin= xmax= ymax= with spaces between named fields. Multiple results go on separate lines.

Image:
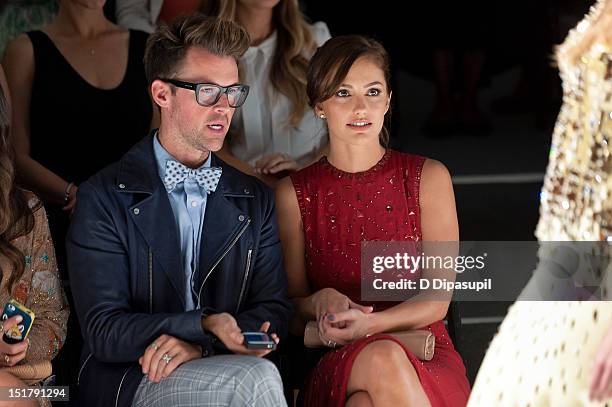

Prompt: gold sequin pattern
xmin=537 ymin=0 xmax=612 ymax=243
xmin=0 ymin=193 xmax=68 ymax=366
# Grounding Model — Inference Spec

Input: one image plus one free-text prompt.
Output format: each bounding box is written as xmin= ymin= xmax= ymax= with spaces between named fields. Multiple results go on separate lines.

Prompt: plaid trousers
xmin=132 ymin=355 xmax=287 ymax=406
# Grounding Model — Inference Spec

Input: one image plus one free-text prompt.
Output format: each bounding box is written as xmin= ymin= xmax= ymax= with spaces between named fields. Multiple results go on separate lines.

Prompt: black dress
xmin=26 ymin=29 xmax=152 ymax=273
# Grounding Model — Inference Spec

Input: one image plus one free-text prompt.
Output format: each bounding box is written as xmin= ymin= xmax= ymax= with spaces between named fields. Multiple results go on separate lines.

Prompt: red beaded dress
xmin=290 ymin=150 xmax=470 ymax=407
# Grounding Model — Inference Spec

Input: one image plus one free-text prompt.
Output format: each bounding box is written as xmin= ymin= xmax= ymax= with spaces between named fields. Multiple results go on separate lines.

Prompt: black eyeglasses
xmin=162 ymin=79 xmax=250 ymax=108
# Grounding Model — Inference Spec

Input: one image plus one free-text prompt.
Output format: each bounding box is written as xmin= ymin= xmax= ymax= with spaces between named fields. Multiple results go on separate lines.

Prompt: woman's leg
xmin=346 ymin=340 xmax=431 ymax=407
xmin=0 ymin=371 xmax=38 ymax=407
xmin=345 ymin=391 xmax=373 ymax=407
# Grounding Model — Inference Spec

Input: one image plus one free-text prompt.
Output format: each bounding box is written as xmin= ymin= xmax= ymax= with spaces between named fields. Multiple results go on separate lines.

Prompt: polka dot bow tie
xmin=163 ymin=160 xmax=222 ymax=194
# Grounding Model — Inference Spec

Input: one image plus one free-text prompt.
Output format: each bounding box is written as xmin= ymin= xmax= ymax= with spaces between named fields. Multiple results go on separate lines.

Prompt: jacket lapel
xmin=197 ymin=192 xmax=244 ymax=285
xmin=130 ymin=193 xmax=185 ymax=309
xmin=117 ymin=134 xmax=186 ymax=308
xmin=196 ymin=155 xmax=254 ymax=288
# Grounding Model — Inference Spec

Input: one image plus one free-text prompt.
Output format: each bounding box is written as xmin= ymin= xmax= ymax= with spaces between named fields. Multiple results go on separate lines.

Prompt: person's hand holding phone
xmin=0 ymin=315 xmax=29 ymax=367
xmin=202 ymin=313 xmax=279 ymax=357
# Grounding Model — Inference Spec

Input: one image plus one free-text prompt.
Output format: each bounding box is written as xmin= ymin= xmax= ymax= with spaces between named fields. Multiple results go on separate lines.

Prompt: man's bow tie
xmin=163 ymin=160 xmax=222 ymax=193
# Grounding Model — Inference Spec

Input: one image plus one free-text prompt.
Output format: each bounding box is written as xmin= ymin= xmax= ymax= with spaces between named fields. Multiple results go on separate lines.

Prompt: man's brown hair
xmin=144 ymin=14 xmax=250 ymax=87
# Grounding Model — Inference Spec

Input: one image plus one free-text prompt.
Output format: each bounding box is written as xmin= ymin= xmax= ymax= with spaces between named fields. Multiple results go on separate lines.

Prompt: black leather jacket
xmin=66 ymin=134 xmax=291 ymax=406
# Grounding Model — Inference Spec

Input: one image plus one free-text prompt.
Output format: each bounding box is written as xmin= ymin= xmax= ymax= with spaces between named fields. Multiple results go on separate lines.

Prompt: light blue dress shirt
xmin=153 ymin=134 xmax=210 ymax=311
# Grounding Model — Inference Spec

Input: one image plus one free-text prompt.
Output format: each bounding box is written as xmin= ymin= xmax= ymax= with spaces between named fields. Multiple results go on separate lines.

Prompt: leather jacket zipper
xmin=197 ymin=219 xmax=251 ymax=308
xmin=148 ymin=248 xmax=153 ymax=313
xmin=115 ymin=365 xmax=135 ymax=407
xmin=235 ymin=249 xmax=253 ymax=313
xmin=76 ymin=353 xmax=93 ymax=386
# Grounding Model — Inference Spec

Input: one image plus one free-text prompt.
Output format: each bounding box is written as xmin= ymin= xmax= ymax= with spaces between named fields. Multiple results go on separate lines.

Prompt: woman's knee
xmin=0 ymin=371 xmax=24 ymax=387
xmin=0 ymin=372 xmax=36 ymax=407
xmin=352 ymin=339 xmax=418 ymax=391
xmin=346 ymin=391 xmax=374 ymax=407
xmin=362 ymin=340 xmax=410 ymax=372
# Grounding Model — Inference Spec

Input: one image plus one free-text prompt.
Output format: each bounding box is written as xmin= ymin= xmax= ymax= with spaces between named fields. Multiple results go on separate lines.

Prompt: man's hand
xmin=139 ymin=334 xmax=201 ymax=383
xmin=202 ymin=313 xmax=279 ymax=357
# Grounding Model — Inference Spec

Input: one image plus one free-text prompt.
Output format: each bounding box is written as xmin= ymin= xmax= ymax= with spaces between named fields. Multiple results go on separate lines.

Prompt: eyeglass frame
xmin=160 ymin=78 xmax=250 ymax=108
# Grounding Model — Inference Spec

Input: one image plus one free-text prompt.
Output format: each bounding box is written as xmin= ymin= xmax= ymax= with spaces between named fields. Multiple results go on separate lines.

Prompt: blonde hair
xmin=558 ymin=0 xmax=612 ymax=65
xmin=201 ymin=0 xmax=317 ymax=127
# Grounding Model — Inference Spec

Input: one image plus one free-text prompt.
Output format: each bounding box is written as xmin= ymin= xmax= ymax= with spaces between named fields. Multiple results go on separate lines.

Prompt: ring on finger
xmin=0 ymin=323 xmax=4 ymax=334
xmin=4 ymin=354 xmax=9 ymax=365
xmin=150 ymin=342 xmax=159 ymax=351
xmin=162 ymin=353 xmax=172 ymax=365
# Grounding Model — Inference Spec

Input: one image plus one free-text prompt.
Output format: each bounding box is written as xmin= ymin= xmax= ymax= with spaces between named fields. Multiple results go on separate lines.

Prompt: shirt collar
xmin=242 ymin=30 xmax=277 ymax=61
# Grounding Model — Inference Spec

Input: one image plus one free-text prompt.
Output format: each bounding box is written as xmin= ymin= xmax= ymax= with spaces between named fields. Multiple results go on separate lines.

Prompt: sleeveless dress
xmin=290 ymin=150 xmax=470 ymax=407
xmin=25 ymin=29 xmax=152 ymax=273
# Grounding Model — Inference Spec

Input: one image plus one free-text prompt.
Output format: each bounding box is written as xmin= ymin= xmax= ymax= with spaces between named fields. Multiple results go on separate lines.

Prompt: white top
xmin=228 ymin=21 xmax=331 ymax=167
xmin=115 ymin=0 xmax=163 ymax=33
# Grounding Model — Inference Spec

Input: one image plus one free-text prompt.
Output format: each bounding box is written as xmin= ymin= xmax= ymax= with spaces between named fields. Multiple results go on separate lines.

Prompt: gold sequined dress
xmin=0 ymin=193 xmax=68 ymax=406
xmin=468 ymin=2 xmax=612 ymax=405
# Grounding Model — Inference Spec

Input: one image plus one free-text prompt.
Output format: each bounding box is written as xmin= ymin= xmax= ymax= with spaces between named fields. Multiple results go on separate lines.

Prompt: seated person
xmin=66 ymin=15 xmax=291 ymax=407
xmin=276 ymin=36 xmax=470 ymax=406
xmin=203 ymin=0 xmax=331 ymax=186
xmin=0 ymin=65 xmax=68 ymax=407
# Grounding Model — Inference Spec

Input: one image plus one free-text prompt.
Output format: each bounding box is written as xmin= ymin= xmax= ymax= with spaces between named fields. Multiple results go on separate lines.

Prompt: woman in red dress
xmin=276 ymin=35 xmax=470 ymax=406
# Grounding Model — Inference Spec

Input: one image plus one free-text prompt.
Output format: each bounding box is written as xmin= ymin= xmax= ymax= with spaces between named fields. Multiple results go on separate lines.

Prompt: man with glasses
xmin=66 ymin=14 xmax=291 ymax=407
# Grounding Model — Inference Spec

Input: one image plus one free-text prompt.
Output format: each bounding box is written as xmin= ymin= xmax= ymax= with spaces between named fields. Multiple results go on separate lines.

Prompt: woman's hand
xmin=311 ymin=288 xmax=372 ymax=320
xmin=255 ymin=153 xmax=299 ymax=175
xmin=139 ymin=334 xmax=202 ymax=383
xmin=590 ymin=323 xmax=612 ymax=402
xmin=0 ymin=315 xmax=30 ymax=367
xmin=318 ymin=309 xmax=375 ymax=347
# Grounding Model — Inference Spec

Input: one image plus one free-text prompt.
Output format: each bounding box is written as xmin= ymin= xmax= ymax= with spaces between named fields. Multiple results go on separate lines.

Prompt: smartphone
xmin=243 ymin=332 xmax=276 ymax=350
xmin=2 ymin=300 xmax=35 ymax=344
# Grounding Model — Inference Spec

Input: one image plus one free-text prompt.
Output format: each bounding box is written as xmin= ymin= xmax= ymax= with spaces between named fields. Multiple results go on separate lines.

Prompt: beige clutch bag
xmin=2 ymin=361 xmax=52 ymax=385
xmin=304 ymin=321 xmax=435 ymax=361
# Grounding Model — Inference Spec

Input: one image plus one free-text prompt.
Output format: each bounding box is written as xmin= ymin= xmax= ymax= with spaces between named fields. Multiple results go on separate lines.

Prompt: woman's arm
xmin=23 ymin=204 xmax=69 ymax=362
xmin=275 ymin=177 xmax=369 ymax=336
xmin=217 ymin=141 xmax=279 ymax=187
xmin=368 ymin=159 xmax=458 ymax=332
xmin=2 ymin=35 xmax=74 ymax=206
xmin=590 ymin=322 xmax=612 ymax=402
xmin=275 ymin=177 xmax=313 ymax=333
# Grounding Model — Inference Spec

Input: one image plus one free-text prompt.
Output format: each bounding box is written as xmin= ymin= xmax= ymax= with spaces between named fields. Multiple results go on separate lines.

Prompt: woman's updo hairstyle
xmin=306 ymin=35 xmax=392 ymax=146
